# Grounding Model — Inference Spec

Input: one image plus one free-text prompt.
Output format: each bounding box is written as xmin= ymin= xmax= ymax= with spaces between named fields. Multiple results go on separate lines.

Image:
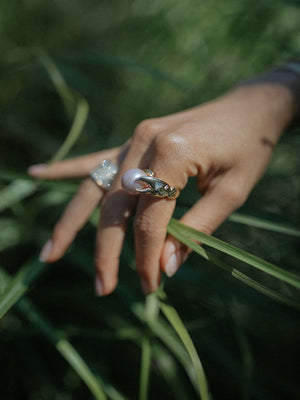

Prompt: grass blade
xmin=140 ymin=335 xmax=152 ymax=400
xmin=168 ymin=219 xmax=300 ymax=290
xmin=0 ymin=179 xmax=37 ymax=213
xmin=37 ymin=48 xmax=75 ymax=112
xmin=0 ymin=269 xmax=107 ymax=400
xmin=56 ymin=339 xmax=106 ymax=400
xmin=206 ymin=251 xmax=300 ymax=310
xmin=50 ymin=96 xmax=89 ymax=162
xmin=37 ymin=49 xmax=89 ymax=162
xmin=139 ymin=293 xmax=160 ymax=400
xmin=0 ymin=259 xmax=49 ymax=319
xmin=159 ymin=293 xmax=211 ymax=400
xmin=115 ymin=284 xmax=201 ymax=394
xmin=151 ymin=344 xmax=189 ymax=400
xmin=0 ymin=218 xmax=24 ymax=252
xmin=167 ymin=221 xmax=300 ymax=309
xmin=229 ymin=212 xmax=300 ymax=238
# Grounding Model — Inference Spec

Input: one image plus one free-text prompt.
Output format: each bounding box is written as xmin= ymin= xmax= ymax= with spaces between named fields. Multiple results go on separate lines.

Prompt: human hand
xmin=28 ymin=81 xmax=296 ymax=295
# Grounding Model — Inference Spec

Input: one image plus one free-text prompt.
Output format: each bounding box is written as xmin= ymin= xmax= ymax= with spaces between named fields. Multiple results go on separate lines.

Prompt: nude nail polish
xmin=164 ymin=241 xmax=177 ymax=259
xmin=165 ymin=251 xmax=187 ymax=277
xmin=95 ymin=275 xmax=103 ymax=296
xmin=28 ymin=164 xmax=47 ymax=176
xmin=141 ymin=279 xmax=151 ymax=295
xmin=39 ymin=240 xmax=53 ymax=262
xmin=165 ymin=253 xmax=179 ymax=277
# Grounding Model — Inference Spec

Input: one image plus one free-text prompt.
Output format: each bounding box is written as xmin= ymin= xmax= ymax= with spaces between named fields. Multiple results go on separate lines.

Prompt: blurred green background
xmin=0 ymin=0 xmax=300 ymax=399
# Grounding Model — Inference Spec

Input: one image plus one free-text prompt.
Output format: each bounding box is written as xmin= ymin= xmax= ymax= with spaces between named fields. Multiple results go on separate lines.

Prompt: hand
xmin=28 ymin=81 xmax=295 ymax=295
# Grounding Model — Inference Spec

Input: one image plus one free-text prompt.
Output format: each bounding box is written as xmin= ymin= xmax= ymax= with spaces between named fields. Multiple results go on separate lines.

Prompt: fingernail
xmin=165 ymin=251 xmax=187 ymax=277
xmin=164 ymin=241 xmax=177 ymax=258
xmin=165 ymin=253 xmax=180 ymax=277
xmin=28 ymin=164 xmax=47 ymax=176
xmin=141 ymin=279 xmax=151 ymax=295
xmin=95 ymin=275 xmax=103 ymax=296
xmin=39 ymin=240 xmax=53 ymax=262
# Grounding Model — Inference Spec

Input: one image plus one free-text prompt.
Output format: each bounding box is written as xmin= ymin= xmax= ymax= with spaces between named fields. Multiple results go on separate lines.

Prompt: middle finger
xmin=94 ymin=124 xmax=160 ymax=295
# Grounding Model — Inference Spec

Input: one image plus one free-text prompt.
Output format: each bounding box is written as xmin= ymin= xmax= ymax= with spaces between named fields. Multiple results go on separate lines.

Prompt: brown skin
xmin=28 ymin=78 xmax=298 ymax=296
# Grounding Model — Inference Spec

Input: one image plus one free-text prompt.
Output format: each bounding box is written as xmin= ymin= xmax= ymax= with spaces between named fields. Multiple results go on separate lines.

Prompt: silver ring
xmin=89 ymin=160 xmax=119 ymax=190
xmin=121 ymin=168 xmax=179 ymax=200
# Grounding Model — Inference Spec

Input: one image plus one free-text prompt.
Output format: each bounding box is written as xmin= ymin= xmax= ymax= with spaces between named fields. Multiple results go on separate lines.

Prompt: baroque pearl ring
xmin=121 ymin=168 xmax=179 ymax=199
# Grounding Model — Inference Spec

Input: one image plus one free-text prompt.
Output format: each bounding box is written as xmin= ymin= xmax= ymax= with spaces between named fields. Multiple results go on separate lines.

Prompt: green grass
xmin=1 ymin=1 xmax=300 ymax=399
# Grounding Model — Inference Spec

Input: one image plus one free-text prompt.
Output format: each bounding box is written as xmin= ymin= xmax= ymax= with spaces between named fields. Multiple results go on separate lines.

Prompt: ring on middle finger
xmin=121 ymin=168 xmax=179 ymax=199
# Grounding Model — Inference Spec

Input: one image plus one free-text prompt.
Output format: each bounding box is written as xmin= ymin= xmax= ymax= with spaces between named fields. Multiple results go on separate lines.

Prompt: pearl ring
xmin=121 ymin=168 xmax=179 ymax=199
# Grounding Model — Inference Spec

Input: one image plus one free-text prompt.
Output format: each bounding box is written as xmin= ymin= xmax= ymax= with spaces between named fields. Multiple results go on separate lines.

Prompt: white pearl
xmin=121 ymin=168 xmax=148 ymax=194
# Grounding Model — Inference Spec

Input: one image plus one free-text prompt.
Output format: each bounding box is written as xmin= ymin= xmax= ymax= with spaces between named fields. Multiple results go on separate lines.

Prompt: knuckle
xmin=99 ymin=198 xmax=111 ymax=217
xmin=153 ymin=131 xmax=187 ymax=158
xmin=134 ymin=118 xmax=162 ymax=141
xmin=194 ymin=222 xmax=213 ymax=235
xmin=134 ymin=213 xmax=166 ymax=251
xmin=100 ymin=197 xmax=130 ymax=227
xmin=133 ymin=213 xmax=154 ymax=235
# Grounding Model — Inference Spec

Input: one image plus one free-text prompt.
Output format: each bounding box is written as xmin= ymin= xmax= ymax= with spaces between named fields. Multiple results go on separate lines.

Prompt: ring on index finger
xmin=121 ymin=168 xmax=179 ymax=199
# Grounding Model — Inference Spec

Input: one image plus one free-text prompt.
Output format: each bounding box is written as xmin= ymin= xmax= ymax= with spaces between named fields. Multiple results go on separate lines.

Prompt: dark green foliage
xmin=0 ymin=1 xmax=299 ymax=399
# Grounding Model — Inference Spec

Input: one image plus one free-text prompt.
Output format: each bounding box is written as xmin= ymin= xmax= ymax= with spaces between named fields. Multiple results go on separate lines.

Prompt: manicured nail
xmin=165 ymin=253 xmax=180 ymax=277
xmin=28 ymin=164 xmax=47 ymax=176
xmin=164 ymin=241 xmax=177 ymax=258
xmin=39 ymin=240 xmax=53 ymax=262
xmin=165 ymin=251 xmax=187 ymax=277
xmin=95 ymin=275 xmax=103 ymax=296
xmin=164 ymin=240 xmax=180 ymax=277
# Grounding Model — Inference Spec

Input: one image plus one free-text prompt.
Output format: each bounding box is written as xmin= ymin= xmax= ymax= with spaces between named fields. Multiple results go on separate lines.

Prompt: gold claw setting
xmin=135 ymin=170 xmax=179 ymax=199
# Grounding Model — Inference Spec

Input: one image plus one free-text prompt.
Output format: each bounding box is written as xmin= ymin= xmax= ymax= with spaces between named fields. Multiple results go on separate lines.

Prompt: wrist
xmin=235 ymin=63 xmax=300 ymax=126
xmin=226 ymin=73 xmax=298 ymax=142
xmin=259 ymin=64 xmax=300 ymax=119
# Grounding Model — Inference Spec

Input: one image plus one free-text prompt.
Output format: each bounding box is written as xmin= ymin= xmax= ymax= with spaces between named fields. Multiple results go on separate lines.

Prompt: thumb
xmin=161 ymin=174 xmax=246 ymax=277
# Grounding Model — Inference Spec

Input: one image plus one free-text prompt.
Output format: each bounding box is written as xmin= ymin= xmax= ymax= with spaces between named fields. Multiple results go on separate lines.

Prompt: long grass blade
xmin=140 ymin=336 xmax=152 ymax=400
xmin=159 ymin=293 xmax=211 ymax=400
xmin=0 ymin=269 xmax=107 ymax=400
xmin=139 ymin=293 xmax=160 ymax=400
xmin=37 ymin=49 xmax=89 ymax=162
xmin=151 ymin=344 xmax=189 ymax=400
xmin=229 ymin=212 xmax=300 ymax=238
xmin=56 ymin=339 xmax=107 ymax=400
xmin=37 ymin=48 xmax=74 ymax=111
xmin=71 ymin=252 xmax=215 ymax=395
xmin=0 ymin=170 xmax=77 ymax=194
xmin=0 ymin=218 xmax=24 ymax=252
xmin=206 ymin=251 xmax=300 ymax=310
xmin=168 ymin=219 xmax=300 ymax=290
xmin=50 ymin=96 xmax=89 ymax=162
xmin=167 ymin=221 xmax=300 ymax=309
xmin=0 ymin=259 xmax=49 ymax=319
xmin=0 ymin=179 xmax=37 ymax=213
